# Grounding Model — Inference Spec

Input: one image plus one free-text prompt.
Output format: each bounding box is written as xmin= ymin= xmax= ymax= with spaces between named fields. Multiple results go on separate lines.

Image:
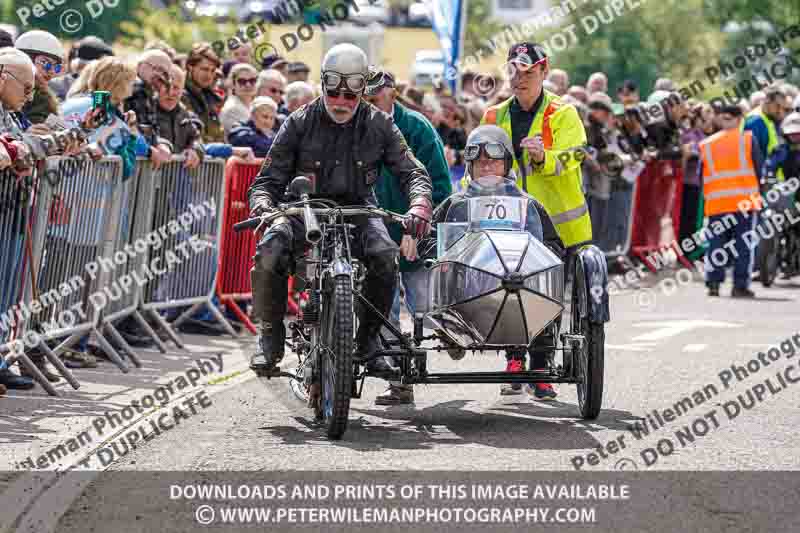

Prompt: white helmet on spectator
xmin=16 ymin=30 xmax=64 ymax=61
xmin=782 ymin=112 xmax=800 ymax=136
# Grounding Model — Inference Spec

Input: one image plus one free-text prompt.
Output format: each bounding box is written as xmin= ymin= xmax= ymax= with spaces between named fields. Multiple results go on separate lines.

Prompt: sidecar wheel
xmin=571 ymin=256 xmax=605 ymax=419
xmin=576 ymin=320 xmax=604 ymax=419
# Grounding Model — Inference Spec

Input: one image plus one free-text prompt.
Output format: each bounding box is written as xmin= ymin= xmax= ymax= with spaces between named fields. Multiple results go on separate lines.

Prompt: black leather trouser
xmin=251 ymin=215 xmax=399 ymax=342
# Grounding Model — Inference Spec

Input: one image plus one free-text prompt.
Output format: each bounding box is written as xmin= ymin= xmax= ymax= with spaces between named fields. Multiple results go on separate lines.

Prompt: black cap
xmin=288 ymin=61 xmax=309 ymax=73
xmin=365 ymin=67 xmax=395 ymax=96
xmin=506 ymin=42 xmax=547 ymax=66
xmin=76 ymin=36 xmax=113 ymax=61
xmin=261 ymin=54 xmax=287 ymax=71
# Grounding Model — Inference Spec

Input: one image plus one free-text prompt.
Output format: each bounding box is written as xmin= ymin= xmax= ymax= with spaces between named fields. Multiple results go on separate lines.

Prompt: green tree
xmin=463 ymin=0 xmax=503 ymax=58
xmin=702 ymin=0 xmax=800 ymax=36
xmin=540 ymin=0 xmax=721 ymax=99
xmin=118 ymin=7 xmax=234 ymax=53
xmin=701 ymin=0 xmax=800 ymax=90
xmin=10 ymin=0 xmax=146 ymax=43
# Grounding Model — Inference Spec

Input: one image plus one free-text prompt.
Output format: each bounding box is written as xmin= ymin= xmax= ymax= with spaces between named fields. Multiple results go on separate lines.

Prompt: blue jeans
xmin=606 ymin=187 xmax=634 ymax=253
xmin=389 ymin=268 xmax=430 ymax=328
xmin=704 ymin=212 xmax=757 ymax=289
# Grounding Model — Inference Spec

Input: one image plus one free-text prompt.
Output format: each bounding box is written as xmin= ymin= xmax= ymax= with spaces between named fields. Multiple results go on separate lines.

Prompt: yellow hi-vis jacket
xmin=478 ymin=90 xmax=592 ymax=248
xmin=740 ymin=107 xmax=783 ymax=181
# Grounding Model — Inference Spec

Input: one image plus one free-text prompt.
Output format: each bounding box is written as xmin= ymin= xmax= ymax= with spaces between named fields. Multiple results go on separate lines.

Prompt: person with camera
xmin=480 ymin=42 xmax=590 ymax=400
xmin=583 ymin=93 xmax=621 ymax=250
xmin=246 ymin=43 xmax=433 ymax=377
xmin=622 ymin=90 xmax=688 ymax=163
xmin=156 ymin=64 xmax=205 ymax=170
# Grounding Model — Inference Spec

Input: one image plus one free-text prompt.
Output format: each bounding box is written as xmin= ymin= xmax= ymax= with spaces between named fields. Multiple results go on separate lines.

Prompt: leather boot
xmin=250 ymin=266 xmax=266 ymax=325
xmin=250 ymin=264 xmax=289 ymax=376
xmin=250 ymin=321 xmax=286 ymax=375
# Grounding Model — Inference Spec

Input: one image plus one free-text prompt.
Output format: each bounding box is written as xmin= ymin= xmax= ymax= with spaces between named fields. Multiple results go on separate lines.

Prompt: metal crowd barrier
xmin=138 ymin=156 xmax=236 ymax=337
xmin=27 ymin=156 xmax=131 ymax=375
xmin=99 ymin=158 xmax=182 ymax=355
xmin=0 ymin=165 xmax=68 ymax=395
xmin=216 ymin=158 xmax=261 ymax=335
xmin=628 ymin=159 xmax=694 ymax=271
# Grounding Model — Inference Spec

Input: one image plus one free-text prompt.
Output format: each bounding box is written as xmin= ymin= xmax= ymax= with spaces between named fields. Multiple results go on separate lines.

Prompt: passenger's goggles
xmin=464 ymin=142 xmax=507 ymax=161
xmin=322 ymin=71 xmax=366 ymax=100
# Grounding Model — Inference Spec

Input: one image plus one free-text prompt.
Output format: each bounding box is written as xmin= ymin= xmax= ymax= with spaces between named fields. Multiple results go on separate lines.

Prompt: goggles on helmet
xmin=464 ymin=142 xmax=508 ymax=161
xmin=322 ymin=71 xmax=366 ymax=100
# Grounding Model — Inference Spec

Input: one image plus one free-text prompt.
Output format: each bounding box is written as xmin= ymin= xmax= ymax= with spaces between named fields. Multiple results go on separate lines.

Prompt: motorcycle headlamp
xmin=464 ymin=142 xmax=508 ymax=161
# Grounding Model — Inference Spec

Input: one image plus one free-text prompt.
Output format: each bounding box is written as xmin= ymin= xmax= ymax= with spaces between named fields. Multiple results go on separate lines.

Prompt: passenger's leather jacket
xmin=248 ymin=97 xmax=432 ymax=210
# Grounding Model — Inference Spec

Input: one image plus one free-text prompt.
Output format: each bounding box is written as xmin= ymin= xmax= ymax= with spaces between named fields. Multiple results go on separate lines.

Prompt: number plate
xmin=467 ymin=196 xmax=526 ymax=230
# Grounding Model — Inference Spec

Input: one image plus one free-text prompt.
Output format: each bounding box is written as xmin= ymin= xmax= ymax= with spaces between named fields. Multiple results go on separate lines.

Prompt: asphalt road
xmin=4 ymin=271 xmax=800 ymax=533
xmin=95 ymin=274 xmax=800 ymax=472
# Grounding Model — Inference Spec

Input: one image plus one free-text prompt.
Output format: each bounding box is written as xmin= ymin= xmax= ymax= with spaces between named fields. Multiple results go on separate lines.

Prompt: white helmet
xmin=782 ymin=112 xmax=800 ymax=136
xmin=321 ymin=43 xmax=367 ymax=78
xmin=15 ymin=30 xmax=64 ymax=61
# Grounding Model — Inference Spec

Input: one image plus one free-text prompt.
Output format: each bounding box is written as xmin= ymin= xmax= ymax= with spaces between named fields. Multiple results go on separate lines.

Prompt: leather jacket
xmin=248 ymin=97 xmax=432 ymax=210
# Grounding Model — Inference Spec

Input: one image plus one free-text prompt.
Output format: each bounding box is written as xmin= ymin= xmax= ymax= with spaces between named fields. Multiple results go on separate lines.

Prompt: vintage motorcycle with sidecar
xmin=234 ymin=177 xmax=609 ymax=440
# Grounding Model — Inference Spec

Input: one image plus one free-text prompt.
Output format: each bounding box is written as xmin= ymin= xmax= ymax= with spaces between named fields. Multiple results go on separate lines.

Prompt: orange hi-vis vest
xmin=700 ymin=128 xmax=762 ymax=217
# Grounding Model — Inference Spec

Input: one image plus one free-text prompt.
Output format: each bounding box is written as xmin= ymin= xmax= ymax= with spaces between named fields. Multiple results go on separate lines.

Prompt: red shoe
xmin=500 ymin=359 xmax=524 ymax=395
xmin=529 ymin=383 xmax=557 ymax=401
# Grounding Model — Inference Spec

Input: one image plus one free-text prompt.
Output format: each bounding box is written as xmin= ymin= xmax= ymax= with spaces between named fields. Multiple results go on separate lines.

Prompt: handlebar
xmin=233 ymin=205 xmax=408 ymax=233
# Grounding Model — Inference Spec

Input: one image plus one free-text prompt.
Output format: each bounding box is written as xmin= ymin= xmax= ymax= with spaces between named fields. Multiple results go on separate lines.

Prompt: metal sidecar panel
xmin=427 ymin=229 xmax=565 ymax=349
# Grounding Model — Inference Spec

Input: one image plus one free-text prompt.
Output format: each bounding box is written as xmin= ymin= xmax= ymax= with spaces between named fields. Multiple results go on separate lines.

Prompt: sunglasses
xmin=35 ymin=57 xmax=63 ymax=74
xmin=237 ymin=77 xmax=257 ymax=86
xmin=464 ymin=142 xmax=507 ymax=161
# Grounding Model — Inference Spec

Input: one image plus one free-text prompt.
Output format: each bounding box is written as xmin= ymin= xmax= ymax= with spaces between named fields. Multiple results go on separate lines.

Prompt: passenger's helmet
xmin=464 ymin=125 xmax=515 ymax=178
xmin=15 ymin=30 xmax=64 ymax=61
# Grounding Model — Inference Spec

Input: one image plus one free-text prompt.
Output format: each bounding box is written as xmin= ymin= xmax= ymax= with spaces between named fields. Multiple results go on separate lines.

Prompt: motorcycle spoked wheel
xmin=315 ymin=275 xmax=355 ymax=440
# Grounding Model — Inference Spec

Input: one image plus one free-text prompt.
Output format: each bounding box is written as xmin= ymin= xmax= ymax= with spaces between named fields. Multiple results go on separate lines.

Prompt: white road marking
xmin=632 ymin=320 xmax=741 ymax=342
xmin=682 ymin=344 xmax=708 ymax=353
xmin=605 ymin=344 xmax=656 ymax=352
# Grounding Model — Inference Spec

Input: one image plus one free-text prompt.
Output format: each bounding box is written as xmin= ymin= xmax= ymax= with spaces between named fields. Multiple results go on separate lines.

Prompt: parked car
xmin=349 ymin=0 xmax=390 ymax=25
xmin=191 ymin=0 xmax=243 ymax=21
xmin=410 ymin=49 xmax=445 ymax=87
xmin=407 ymin=1 xmax=431 ymax=27
xmin=240 ymin=0 xmax=300 ymax=23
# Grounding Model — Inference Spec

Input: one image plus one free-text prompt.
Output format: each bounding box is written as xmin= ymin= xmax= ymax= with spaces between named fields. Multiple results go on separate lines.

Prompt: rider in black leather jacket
xmin=247 ymin=43 xmax=433 ymax=376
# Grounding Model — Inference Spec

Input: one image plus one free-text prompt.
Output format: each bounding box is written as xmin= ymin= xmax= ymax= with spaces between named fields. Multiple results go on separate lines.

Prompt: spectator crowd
xmin=1 ymin=27 xmax=799 ymax=395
